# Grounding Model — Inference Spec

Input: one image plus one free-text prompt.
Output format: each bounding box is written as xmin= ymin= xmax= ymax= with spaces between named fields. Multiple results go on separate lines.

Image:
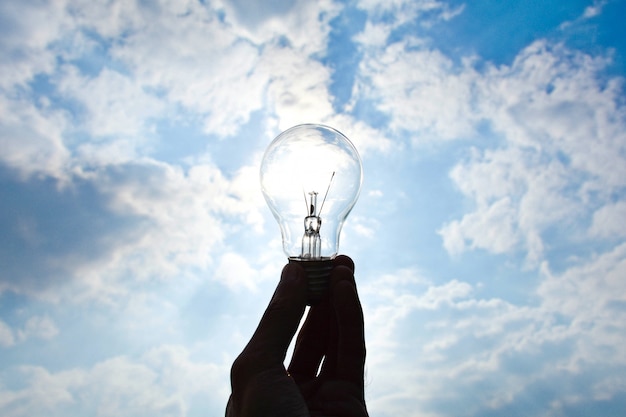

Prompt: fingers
xmin=334 ymin=274 xmax=366 ymax=386
xmin=288 ymin=296 xmax=330 ymax=382
xmin=288 ymin=255 xmax=365 ymax=387
xmin=318 ymin=264 xmax=355 ymax=380
xmin=288 ymin=255 xmax=355 ymax=381
xmin=333 ymin=254 xmax=355 ymax=273
xmin=241 ymin=263 xmax=308 ymax=365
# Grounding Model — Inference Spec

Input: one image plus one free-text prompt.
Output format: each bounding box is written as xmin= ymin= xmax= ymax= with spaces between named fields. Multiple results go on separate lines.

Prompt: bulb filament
xmin=301 ymin=172 xmax=335 ymax=259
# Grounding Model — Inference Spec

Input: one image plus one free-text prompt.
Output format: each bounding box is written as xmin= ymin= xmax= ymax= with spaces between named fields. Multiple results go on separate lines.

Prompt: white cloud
xmin=538 ymin=242 xmax=626 ymax=368
xmin=0 ymin=95 xmax=70 ymax=181
xmin=355 ymin=25 xmax=626 ymax=266
xmin=0 ymin=308 xmax=60 ymax=350
xmin=356 ymin=0 xmax=463 ymax=28
xmin=431 ymin=41 xmax=626 ymax=265
xmin=0 ymin=366 xmax=76 ymax=416
xmin=440 ymin=145 xmax=586 ymax=263
xmin=1 ymin=0 xmax=388 ymax=177
xmin=0 ymin=155 xmax=266 ymax=304
xmin=325 ymin=113 xmax=395 ymax=154
xmin=66 ymin=0 xmax=148 ymax=40
xmin=0 ymin=320 xmax=15 ymax=348
xmin=480 ymin=41 xmax=626 ymax=192
xmin=258 ymin=42 xmax=335 ymax=130
xmin=70 ymin=160 xmax=263 ymax=299
xmin=1 ymin=0 xmax=267 ymax=145
xmin=356 ymin=40 xmax=480 ymax=142
xmin=589 ymin=201 xmax=626 ymax=239
xmin=58 ymin=0 xmax=382 ymax=151
xmin=440 ymin=196 xmax=520 ymax=256
xmin=362 ymin=268 xmax=473 ymax=367
xmin=353 ymin=21 xmax=389 ymax=48
xmin=362 ymin=249 xmax=626 ymax=416
xmin=0 ymin=345 xmax=229 ymax=417
xmin=361 ymin=268 xmax=492 ymax=416
xmin=84 ymin=0 xmax=266 ymax=137
xmin=215 ymin=252 xmax=258 ymax=292
xmin=582 ymin=0 xmax=607 ymax=19
xmin=350 ymin=220 xmax=377 ymax=239
xmin=0 ymin=0 xmax=375 ymax=307
xmin=0 ymin=0 xmax=68 ymax=89
xmin=57 ymin=66 xmax=165 ymax=139
xmin=219 ymin=0 xmax=340 ymax=55
xmin=17 ymin=316 xmax=59 ymax=343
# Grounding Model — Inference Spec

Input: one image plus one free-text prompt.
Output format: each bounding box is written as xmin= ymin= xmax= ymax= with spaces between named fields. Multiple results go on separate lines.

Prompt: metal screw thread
xmin=289 ymin=258 xmax=333 ymax=306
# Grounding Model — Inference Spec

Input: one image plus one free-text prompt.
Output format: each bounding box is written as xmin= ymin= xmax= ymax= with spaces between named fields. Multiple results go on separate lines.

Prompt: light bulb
xmin=260 ymin=124 xmax=363 ymax=305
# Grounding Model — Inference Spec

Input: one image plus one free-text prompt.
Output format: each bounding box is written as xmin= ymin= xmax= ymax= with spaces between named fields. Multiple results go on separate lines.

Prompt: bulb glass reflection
xmin=260 ymin=124 xmax=362 ymax=261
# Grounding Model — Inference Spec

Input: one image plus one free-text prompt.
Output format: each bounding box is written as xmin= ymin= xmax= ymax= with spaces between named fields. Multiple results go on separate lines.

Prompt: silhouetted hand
xmin=226 ymin=255 xmax=368 ymax=417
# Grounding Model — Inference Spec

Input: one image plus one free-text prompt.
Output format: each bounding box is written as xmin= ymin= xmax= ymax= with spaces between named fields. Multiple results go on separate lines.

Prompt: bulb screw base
xmin=289 ymin=258 xmax=333 ymax=306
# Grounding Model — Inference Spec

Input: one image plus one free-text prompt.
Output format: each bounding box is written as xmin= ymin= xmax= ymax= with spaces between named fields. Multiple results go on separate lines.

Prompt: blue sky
xmin=1 ymin=0 xmax=626 ymax=416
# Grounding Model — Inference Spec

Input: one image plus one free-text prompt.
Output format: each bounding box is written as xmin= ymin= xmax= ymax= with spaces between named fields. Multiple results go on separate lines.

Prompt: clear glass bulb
xmin=260 ymin=124 xmax=363 ymax=304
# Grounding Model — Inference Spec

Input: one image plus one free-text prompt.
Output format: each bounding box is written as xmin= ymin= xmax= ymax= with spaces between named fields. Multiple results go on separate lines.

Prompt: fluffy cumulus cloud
xmin=0 ymin=320 xmax=14 ymax=348
xmin=0 ymin=0 xmax=302 ymax=302
xmin=355 ymin=6 xmax=626 ymax=270
xmin=220 ymin=0 xmax=340 ymax=53
xmin=0 ymin=94 xmax=70 ymax=180
xmin=357 ymin=41 xmax=479 ymax=141
xmin=104 ymin=1 xmax=267 ymax=136
xmin=361 ymin=246 xmax=626 ymax=416
xmin=349 ymin=0 xmax=626 ymax=415
xmin=0 ymin=157 xmax=263 ymax=303
xmin=438 ymin=41 xmax=626 ymax=266
xmin=0 ymin=345 xmax=229 ymax=417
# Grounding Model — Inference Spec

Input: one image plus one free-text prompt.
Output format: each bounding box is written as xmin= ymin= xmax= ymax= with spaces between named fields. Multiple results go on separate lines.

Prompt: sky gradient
xmin=1 ymin=0 xmax=626 ymax=416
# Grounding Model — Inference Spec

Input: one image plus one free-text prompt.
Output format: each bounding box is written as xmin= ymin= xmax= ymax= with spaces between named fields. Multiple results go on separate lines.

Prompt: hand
xmin=226 ymin=255 xmax=368 ymax=417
